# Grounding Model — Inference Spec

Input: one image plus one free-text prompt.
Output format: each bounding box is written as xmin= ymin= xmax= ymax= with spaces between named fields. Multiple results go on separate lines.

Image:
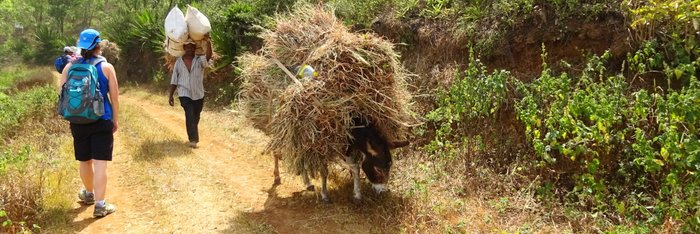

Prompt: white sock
xmin=96 ymin=200 xmax=106 ymax=207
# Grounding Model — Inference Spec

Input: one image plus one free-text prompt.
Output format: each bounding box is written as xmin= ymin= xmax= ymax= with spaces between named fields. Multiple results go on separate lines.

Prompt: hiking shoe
xmin=78 ymin=188 xmax=95 ymax=205
xmin=93 ymin=202 xmax=116 ymax=218
xmin=189 ymin=141 xmax=198 ymax=148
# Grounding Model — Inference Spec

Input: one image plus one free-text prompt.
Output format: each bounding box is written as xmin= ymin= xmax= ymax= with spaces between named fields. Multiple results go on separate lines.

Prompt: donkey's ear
xmin=388 ymin=140 xmax=410 ymax=149
xmin=365 ymin=141 xmax=380 ymax=157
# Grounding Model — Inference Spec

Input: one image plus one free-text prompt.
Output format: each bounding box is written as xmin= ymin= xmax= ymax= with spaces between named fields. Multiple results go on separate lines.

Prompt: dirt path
xmin=64 ymin=89 xmax=400 ymax=233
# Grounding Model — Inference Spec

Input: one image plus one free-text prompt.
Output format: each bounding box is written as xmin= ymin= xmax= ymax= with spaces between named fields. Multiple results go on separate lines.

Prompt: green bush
xmin=0 ymin=67 xmax=29 ymax=91
xmin=329 ymin=0 xmax=419 ymax=27
xmin=211 ymin=2 xmax=266 ymax=67
xmin=0 ymin=85 xmax=57 ymax=140
xmin=103 ymin=8 xmax=164 ymax=81
xmin=516 ymin=44 xmax=699 ymax=230
xmin=32 ymin=25 xmax=73 ymax=64
xmin=425 ymin=49 xmax=511 ymax=159
xmin=427 ymin=39 xmax=699 ymax=229
xmin=211 ymin=0 xmax=297 ymax=66
xmin=0 ymin=72 xmax=56 ymax=232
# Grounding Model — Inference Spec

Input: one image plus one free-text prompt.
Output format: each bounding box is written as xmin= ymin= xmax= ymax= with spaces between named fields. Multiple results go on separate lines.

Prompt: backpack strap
xmin=78 ymin=56 xmax=107 ymax=66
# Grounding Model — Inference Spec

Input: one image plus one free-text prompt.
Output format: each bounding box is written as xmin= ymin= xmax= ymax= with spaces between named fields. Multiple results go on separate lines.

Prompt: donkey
xmin=272 ymin=117 xmax=409 ymax=203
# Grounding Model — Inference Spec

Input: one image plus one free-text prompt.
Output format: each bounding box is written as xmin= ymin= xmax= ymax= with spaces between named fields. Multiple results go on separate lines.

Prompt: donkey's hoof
xmin=322 ymin=197 xmax=332 ymax=204
xmin=305 ymin=185 xmax=315 ymax=191
xmin=352 ymin=197 xmax=362 ymax=205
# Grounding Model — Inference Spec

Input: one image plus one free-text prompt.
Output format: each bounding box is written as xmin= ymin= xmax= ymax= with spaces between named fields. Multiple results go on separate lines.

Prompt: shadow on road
xmin=134 ymin=138 xmax=192 ymax=161
xmin=223 ymin=173 xmax=414 ymax=233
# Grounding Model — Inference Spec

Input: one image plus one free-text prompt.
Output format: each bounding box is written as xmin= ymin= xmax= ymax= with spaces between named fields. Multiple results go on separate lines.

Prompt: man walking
xmin=168 ymin=34 xmax=213 ymax=148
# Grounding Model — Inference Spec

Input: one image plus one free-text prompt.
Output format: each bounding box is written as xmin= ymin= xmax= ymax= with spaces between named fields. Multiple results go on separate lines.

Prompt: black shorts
xmin=70 ymin=119 xmax=114 ymax=161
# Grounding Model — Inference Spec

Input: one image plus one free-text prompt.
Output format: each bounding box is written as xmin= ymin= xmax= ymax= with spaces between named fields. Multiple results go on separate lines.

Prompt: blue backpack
xmin=57 ymin=57 xmax=106 ymax=124
xmin=54 ymin=55 xmax=71 ymax=73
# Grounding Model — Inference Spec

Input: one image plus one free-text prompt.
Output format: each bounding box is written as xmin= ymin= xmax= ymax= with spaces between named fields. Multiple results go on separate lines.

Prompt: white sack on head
xmin=165 ymin=6 xmax=188 ymax=43
xmin=185 ymin=5 xmax=211 ymax=41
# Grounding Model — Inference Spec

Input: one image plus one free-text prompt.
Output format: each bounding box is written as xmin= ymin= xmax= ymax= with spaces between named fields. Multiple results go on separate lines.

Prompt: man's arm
xmin=169 ymin=62 xmax=179 ymax=106
xmin=205 ymin=33 xmax=213 ymax=61
xmin=168 ymin=85 xmax=177 ymax=106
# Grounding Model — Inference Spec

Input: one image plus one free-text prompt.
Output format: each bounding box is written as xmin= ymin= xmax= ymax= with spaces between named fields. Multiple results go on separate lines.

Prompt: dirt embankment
xmin=372 ymin=10 xmax=632 ymax=86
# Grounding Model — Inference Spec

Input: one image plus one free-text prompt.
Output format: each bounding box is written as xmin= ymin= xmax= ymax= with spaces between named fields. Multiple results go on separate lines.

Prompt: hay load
xmin=239 ymin=6 xmax=415 ymax=177
xmin=98 ymin=40 xmax=121 ymax=63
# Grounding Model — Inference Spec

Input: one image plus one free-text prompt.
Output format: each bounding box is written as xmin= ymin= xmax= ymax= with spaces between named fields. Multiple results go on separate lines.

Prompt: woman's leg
xmin=92 ymin=160 xmax=108 ymax=202
xmin=79 ymin=160 xmax=94 ymax=192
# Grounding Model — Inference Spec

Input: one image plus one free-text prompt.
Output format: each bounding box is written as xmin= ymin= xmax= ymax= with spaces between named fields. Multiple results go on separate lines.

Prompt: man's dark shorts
xmin=70 ymin=119 xmax=114 ymax=161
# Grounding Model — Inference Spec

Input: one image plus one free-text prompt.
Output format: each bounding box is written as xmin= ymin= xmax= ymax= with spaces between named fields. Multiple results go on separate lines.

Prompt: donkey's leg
xmin=345 ymin=155 xmax=362 ymax=202
xmin=302 ymin=171 xmax=315 ymax=191
xmin=320 ymin=165 xmax=330 ymax=203
xmin=273 ymin=151 xmax=281 ymax=185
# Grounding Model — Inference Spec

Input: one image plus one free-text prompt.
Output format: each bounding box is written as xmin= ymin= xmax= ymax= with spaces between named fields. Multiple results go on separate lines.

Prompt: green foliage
xmin=626 ymin=0 xmax=700 ymax=41
xmin=104 ymin=8 xmax=164 ymax=56
xmin=210 ymin=2 xmax=268 ymax=67
xmin=427 ymin=49 xmax=510 ymax=123
xmin=0 ymin=68 xmax=29 ymax=91
xmin=0 ymin=85 xmax=57 ymax=140
xmin=425 ymin=49 xmax=511 ymax=159
xmin=102 ymin=7 xmax=164 ymax=81
xmin=0 ymin=146 xmax=31 ymax=176
xmin=33 ymin=25 xmax=73 ymax=64
xmin=421 ymin=0 xmax=453 ymax=18
xmin=516 ymin=49 xmax=628 ymax=164
xmin=427 ymin=35 xmax=699 ymax=229
xmin=329 ymin=0 xmax=419 ymax=27
xmin=514 ymin=43 xmax=700 ymax=230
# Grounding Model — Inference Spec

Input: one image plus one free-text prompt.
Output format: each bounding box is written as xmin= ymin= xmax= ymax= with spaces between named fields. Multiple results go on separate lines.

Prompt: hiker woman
xmin=60 ymin=29 xmax=119 ymax=217
xmin=168 ymin=34 xmax=213 ymax=148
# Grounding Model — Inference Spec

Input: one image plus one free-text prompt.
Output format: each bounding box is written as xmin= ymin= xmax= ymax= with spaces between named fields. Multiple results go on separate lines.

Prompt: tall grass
xmin=0 ymin=67 xmax=73 ymax=233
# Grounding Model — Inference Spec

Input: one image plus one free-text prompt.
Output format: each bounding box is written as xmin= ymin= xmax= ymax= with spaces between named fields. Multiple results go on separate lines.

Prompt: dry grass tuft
xmin=99 ymin=40 xmax=121 ymax=64
xmin=0 ymin=105 xmax=72 ymax=232
xmin=239 ymin=5 xmax=417 ymax=177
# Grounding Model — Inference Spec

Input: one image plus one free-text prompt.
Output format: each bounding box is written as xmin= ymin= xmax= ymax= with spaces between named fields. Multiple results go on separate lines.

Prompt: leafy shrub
xmin=0 ymin=71 xmax=58 ymax=232
xmin=32 ymin=25 xmax=73 ymax=64
xmin=428 ymin=50 xmax=510 ymax=122
xmin=516 ymin=50 xmax=629 ymax=164
xmin=0 ymin=146 xmax=42 ymax=233
xmin=427 ymin=38 xmax=699 ymax=229
xmin=0 ymin=85 xmax=57 ymax=140
xmin=626 ymin=0 xmax=700 ymax=41
xmin=103 ymin=8 xmax=164 ymax=81
xmin=0 ymin=37 xmax=35 ymax=65
xmin=425 ymin=49 xmax=511 ymax=159
xmin=516 ymin=44 xmax=699 ymax=230
xmin=330 ymin=0 xmax=419 ymax=27
xmin=211 ymin=2 xmax=267 ymax=67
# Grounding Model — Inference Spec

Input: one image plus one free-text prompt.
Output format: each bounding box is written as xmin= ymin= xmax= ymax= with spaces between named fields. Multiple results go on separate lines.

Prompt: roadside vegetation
xmin=0 ymin=66 xmax=74 ymax=233
xmin=0 ymin=0 xmax=698 ymax=232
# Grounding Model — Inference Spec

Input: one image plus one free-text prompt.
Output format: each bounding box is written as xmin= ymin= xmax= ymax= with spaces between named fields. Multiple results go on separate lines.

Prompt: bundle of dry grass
xmin=239 ymin=6 xmax=415 ymax=177
xmin=238 ymin=54 xmax=293 ymax=131
xmin=99 ymin=40 xmax=121 ymax=63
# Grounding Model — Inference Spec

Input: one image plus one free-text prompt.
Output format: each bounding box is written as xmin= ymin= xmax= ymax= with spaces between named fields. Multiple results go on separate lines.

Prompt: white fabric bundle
xmin=185 ymin=5 xmax=211 ymax=41
xmin=164 ymin=6 xmax=188 ymax=43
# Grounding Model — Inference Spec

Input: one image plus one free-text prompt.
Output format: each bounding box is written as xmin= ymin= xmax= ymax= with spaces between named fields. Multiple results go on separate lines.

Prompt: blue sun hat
xmin=77 ymin=29 xmax=102 ymax=50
